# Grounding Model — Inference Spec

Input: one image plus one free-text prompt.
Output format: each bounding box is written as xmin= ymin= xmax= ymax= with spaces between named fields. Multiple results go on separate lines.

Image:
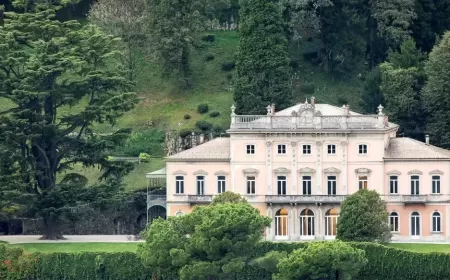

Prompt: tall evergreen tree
xmin=360 ymin=67 xmax=383 ymax=114
xmin=234 ymin=0 xmax=292 ymax=114
xmin=0 ymin=1 xmax=138 ymax=239
xmin=423 ymin=32 xmax=450 ymax=147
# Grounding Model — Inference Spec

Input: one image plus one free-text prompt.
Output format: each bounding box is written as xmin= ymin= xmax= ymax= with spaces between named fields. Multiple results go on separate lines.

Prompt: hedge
xmin=3 ymin=242 xmax=450 ymax=280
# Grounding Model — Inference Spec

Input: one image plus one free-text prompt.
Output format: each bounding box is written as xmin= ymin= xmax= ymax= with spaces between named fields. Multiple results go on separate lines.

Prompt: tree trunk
xmin=40 ymin=217 xmax=66 ymax=240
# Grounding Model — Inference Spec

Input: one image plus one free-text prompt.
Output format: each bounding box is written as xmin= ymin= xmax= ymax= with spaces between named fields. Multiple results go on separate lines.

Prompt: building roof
xmin=275 ymin=103 xmax=362 ymax=116
xmin=385 ymin=138 xmax=450 ymax=159
xmin=166 ymin=138 xmax=230 ymax=161
xmin=146 ymin=167 xmax=167 ymax=178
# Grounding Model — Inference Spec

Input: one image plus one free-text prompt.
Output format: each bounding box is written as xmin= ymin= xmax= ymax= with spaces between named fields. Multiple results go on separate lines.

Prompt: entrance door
xmin=411 ymin=212 xmax=420 ymax=239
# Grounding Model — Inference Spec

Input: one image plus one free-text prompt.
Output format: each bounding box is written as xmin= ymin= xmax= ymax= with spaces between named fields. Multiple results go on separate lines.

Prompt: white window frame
xmin=389 ymin=176 xmax=398 ymax=194
xmin=327 ymin=176 xmax=337 ymax=195
xmin=302 ymin=144 xmax=312 ymax=155
xmin=327 ymin=144 xmax=336 ymax=155
xmin=358 ymin=144 xmax=368 ymax=155
xmin=410 ymin=175 xmax=420 ymax=195
xmin=246 ymin=176 xmax=256 ymax=194
xmin=358 ymin=175 xmax=368 ymax=190
xmin=217 ymin=176 xmax=226 ymax=193
xmin=196 ymin=176 xmax=205 ymax=195
xmin=175 ymin=176 xmax=184 ymax=194
xmin=275 ymin=209 xmax=289 ymax=239
xmin=432 ymin=176 xmax=441 ymax=194
xmin=277 ymin=176 xmax=287 ymax=195
xmin=410 ymin=212 xmax=421 ymax=239
xmin=300 ymin=209 xmax=315 ymax=239
xmin=389 ymin=212 xmax=399 ymax=233
xmin=277 ymin=144 xmax=287 ymax=155
xmin=432 ymin=212 xmax=442 ymax=233
xmin=325 ymin=210 xmax=339 ymax=239
xmin=246 ymin=144 xmax=255 ymax=155
xmin=302 ymin=176 xmax=312 ymax=195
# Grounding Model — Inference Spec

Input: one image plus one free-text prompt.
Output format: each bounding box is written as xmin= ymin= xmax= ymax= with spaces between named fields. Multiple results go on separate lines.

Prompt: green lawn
xmin=10 ymin=242 xmax=140 ymax=253
xmin=389 ymin=243 xmax=450 ymax=253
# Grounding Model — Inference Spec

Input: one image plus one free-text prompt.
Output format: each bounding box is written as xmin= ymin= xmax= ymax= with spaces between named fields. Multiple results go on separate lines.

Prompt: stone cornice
xmin=355 ymin=168 xmax=372 ymax=174
xmin=273 ymin=167 xmax=291 ymax=174
xmin=429 ymin=169 xmax=444 ymax=175
xmin=214 ymin=170 xmax=229 ymax=176
xmin=298 ymin=167 xmax=316 ymax=174
xmin=243 ymin=168 xmax=260 ymax=175
xmin=172 ymin=170 xmax=187 ymax=175
xmin=386 ymin=170 xmax=402 ymax=175
xmin=323 ymin=167 xmax=341 ymax=174
xmin=193 ymin=170 xmax=209 ymax=175
xmin=408 ymin=169 xmax=423 ymax=175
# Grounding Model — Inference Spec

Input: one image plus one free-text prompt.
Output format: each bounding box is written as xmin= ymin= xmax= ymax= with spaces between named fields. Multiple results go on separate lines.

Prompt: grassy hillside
xmin=0 ymin=31 xmax=365 ymax=191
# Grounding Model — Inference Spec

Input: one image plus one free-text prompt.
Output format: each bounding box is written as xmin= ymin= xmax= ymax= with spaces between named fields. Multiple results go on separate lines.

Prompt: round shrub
xmin=195 ymin=120 xmax=213 ymax=131
xmin=209 ymin=111 xmax=220 ymax=118
xmin=221 ymin=61 xmax=236 ymax=72
xmin=179 ymin=129 xmax=192 ymax=138
xmin=184 ymin=114 xmax=191 ymax=120
xmin=197 ymin=103 xmax=209 ymax=114
xmin=201 ymin=34 xmax=215 ymax=43
xmin=205 ymin=53 xmax=215 ymax=61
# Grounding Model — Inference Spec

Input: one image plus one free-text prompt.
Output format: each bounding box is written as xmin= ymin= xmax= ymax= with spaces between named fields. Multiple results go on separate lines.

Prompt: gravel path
xmin=0 ymin=235 xmax=144 ymax=244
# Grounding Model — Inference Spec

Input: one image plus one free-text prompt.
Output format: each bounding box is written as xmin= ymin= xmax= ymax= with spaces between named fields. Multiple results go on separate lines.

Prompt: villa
xmin=148 ymin=98 xmax=450 ymax=242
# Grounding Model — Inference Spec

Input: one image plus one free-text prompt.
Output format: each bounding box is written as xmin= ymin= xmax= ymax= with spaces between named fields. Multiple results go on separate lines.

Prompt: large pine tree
xmin=0 ymin=1 xmax=138 ymax=239
xmin=234 ymin=0 xmax=292 ymax=114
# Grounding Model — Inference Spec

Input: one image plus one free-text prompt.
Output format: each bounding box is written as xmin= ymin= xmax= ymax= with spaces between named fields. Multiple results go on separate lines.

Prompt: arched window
xmin=389 ymin=212 xmax=399 ymax=232
xmin=300 ymin=209 xmax=315 ymax=237
xmin=411 ymin=212 xmax=420 ymax=237
xmin=325 ymin=209 xmax=339 ymax=237
xmin=432 ymin=212 xmax=441 ymax=232
xmin=275 ymin=208 xmax=288 ymax=238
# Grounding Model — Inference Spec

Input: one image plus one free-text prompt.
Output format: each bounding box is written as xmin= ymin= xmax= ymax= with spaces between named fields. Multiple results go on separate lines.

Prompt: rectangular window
xmin=217 ymin=176 xmax=226 ymax=193
xmin=433 ymin=213 xmax=441 ymax=232
xmin=196 ymin=176 xmax=205 ymax=195
xmin=358 ymin=176 xmax=368 ymax=190
xmin=358 ymin=144 xmax=368 ymax=154
xmin=303 ymin=145 xmax=311 ymax=154
xmin=327 ymin=144 xmax=336 ymax=154
xmin=327 ymin=176 xmax=337 ymax=195
xmin=389 ymin=214 xmax=399 ymax=232
xmin=411 ymin=176 xmax=420 ymax=195
xmin=389 ymin=176 xmax=398 ymax=194
xmin=246 ymin=144 xmax=255 ymax=154
xmin=247 ymin=176 xmax=256 ymax=194
xmin=175 ymin=176 xmax=184 ymax=194
xmin=302 ymin=176 xmax=312 ymax=195
xmin=277 ymin=176 xmax=287 ymax=195
xmin=432 ymin=176 xmax=441 ymax=194
xmin=277 ymin=144 xmax=286 ymax=154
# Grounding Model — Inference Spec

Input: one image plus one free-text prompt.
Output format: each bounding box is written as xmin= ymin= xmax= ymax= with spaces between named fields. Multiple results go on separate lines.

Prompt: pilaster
xmin=266 ymin=141 xmax=272 ymax=194
xmin=341 ymin=141 xmax=348 ymax=195
xmin=267 ymin=206 xmax=274 ymax=241
xmin=316 ymin=141 xmax=323 ymax=194
xmin=291 ymin=142 xmax=298 ymax=194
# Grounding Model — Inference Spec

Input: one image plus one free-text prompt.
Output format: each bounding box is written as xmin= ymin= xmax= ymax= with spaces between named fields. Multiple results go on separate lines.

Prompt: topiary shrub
xmin=139 ymin=153 xmax=150 ymax=162
xmin=201 ymin=34 xmax=215 ymax=43
xmin=195 ymin=120 xmax=213 ymax=131
xmin=184 ymin=114 xmax=191 ymax=120
xmin=197 ymin=103 xmax=209 ymax=114
xmin=205 ymin=54 xmax=215 ymax=61
xmin=221 ymin=61 xmax=236 ymax=71
xmin=209 ymin=111 xmax=220 ymax=118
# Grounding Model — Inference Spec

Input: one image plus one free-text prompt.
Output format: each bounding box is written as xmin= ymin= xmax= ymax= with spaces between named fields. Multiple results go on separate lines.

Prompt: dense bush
xmin=184 ymin=114 xmax=191 ymax=120
xmin=197 ymin=103 xmax=209 ymax=114
xmin=209 ymin=111 xmax=220 ymax=118
xmin=221 ymin=61 xmax=236 ymax=71
xmin=201 ymin=34 xmax=215 ymax=42
xmin=195 ymin=120 xmax=213 ymax=131
xmin=178 ymin=129 xmax=192 ymax=138
xmin=118 ymin=128 xmax=165 ymax=157
xmin=205 ymin=53 xmax=215 ymax=61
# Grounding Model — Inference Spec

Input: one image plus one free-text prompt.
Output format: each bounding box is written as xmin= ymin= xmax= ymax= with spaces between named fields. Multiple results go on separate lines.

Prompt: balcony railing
xmin=265 ymin=195 xmax=346 ymax=204
xmin=187 ymin=195 xmax=213 ymax=203
xmin=230 ymin=115 xmax=388 ymax=130
xmin=383 ymin=194 xmax=450 ymax=204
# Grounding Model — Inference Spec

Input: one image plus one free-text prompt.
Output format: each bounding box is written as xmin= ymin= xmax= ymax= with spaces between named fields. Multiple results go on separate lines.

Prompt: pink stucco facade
xmin=161 ymin=99 xmax=450 ymax=242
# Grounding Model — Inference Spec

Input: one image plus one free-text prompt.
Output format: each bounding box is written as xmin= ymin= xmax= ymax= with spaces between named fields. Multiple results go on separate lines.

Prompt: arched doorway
xmin=325 ymin=208 xmax=339 ymax=239
xmin=275 ymin=208 xmax=288 ymax=239
xmin=300 ymin=209 xmax=315 ymax=239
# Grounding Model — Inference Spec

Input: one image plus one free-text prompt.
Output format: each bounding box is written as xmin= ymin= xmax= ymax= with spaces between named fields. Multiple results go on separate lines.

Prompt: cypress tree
xmin=234 ymin=0 xmax=292 ymax=114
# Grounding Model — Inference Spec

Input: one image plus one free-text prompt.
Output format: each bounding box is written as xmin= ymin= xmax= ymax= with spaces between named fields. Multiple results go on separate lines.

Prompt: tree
xmin=88 ymin=0 xmax=150 ymax=81
xmin=273 ymin=242 xmax=368 ymax=280
xmin=149 ymin=0 xmax=205 ymax=89
xmin=211 ymin=191 xmax=247 ymax=205
xmin=139 ymin=200 xmax=271 ymax=280
xmin=422 ymin=31 xmax=450 ymax=147
xmin=234 ymin=0 xmax=292 ymax=114
xmin=336 ymin=189 xmax=391 ymax=243
xmin=0 ymin=1 xmax=138 ymax=239
xmin=360 ymin=67 xmax=383 ymax=114
xmin=379 ymin=39 xmax=427 ymax=140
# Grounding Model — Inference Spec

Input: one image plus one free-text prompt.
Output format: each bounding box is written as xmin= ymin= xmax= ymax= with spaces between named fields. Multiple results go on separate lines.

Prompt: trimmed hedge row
xmin=3 ymin=242 xmax=450 ymax=280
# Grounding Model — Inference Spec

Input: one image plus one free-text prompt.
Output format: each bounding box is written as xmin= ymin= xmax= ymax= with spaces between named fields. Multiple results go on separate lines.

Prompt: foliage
xmin=337 ymin=189 xmax=391 ymax=243
xmin=360 ymin=67 xmax=383 ymax=114
xmin=211 ymin=191 xmax=247 ymax=205
xmin=0 ymin=3 xmax=138 ymax=239
xmin=221 ymin=61 xmax=236 ymax=71
xmin=201 ymin=34 xmax=216 ymax=42
xmin=209 ymin=111 xmax=221 ymax=118
xmin=184 ymin=114 xmax=191 ymax=120
xmin=273 ymin=242 xmax=368 ymax=280
xmin=139 ymin=200 xmax=271 ymax=280
xmin=422 ymin=32 xmax=450 ymax=147
xmin=235 ymin=0 xmax=292 ymax=114
xmin=205 ymin=53 xmax=216 ymax=61
xmin=197 ymin=103 xmax=210 ymax=114
xmin=88 ymin=0 xmax=150 ymax=81
xmin=138 ymin=153 xmax=150 ymax=162
xmin=195 ymin=120 xmax=213 ymax=131
xmin=119 ymin=129 xmax=165 ymax=157
xmin=379 ymin=39 xmax=427 ymax=140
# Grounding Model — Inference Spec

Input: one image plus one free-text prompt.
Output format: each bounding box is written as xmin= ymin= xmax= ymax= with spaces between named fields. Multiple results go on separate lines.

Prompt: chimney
xmin=311 ymin=96 xmax=315 ymax=106
xmin=271 ymin=104 xmax=276 ymax=115
xmin=425 ymin=135 xmax=430 ymax=145
xmin=343 ymin=105 xmax=350 ymax=115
